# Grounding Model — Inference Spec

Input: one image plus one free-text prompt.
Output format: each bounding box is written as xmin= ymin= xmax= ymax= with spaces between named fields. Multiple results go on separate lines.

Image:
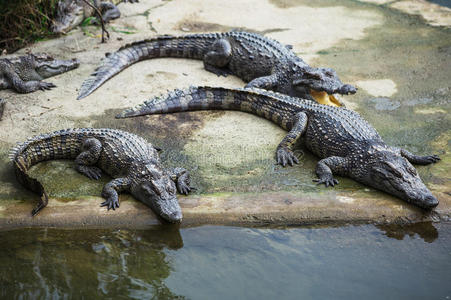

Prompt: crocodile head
xmin=292 ymin=67 xmax=357 ymax=106
xmin=31 ymin=54 xmax=80 ymax=79
xmin=357 ymin=148 xmax=438 ymax=209
xmin=130 ymin=164 xmax=182 ymax=223
xmin=51 ymin=0 xmax=85 ymax=34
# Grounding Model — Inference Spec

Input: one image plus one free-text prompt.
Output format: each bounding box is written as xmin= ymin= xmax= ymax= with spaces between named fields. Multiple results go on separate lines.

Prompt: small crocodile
xmin=0 ymin=99 xmax=6 ymax=120
xmin=117 ymin=86 xmax=440 ymax=209
xmin=0 ymin=53 xmax=79 ymax=93
xmin=52 ymin=0 xmax=139 ymax=34
xmin=10 ymin=128 xmax=191 ymax=223
xmin=77 ymin=31 xmax=356 ymax=104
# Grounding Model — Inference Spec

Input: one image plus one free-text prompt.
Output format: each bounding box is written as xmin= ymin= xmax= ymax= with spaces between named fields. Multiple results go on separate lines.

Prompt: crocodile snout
xmin=339 ymin=84 xmax=357 ymax=95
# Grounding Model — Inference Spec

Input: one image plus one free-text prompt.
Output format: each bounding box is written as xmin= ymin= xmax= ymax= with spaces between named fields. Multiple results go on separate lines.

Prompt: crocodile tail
xmin=9 ymin=129 xmax=82 ymax=216
xmin=77 ymin=33 xmax=222 ymax=100
xmin=116 ymin=86 xmax=297 ymax=129
xmin=12 ymin=157 xmax=48 ymax=216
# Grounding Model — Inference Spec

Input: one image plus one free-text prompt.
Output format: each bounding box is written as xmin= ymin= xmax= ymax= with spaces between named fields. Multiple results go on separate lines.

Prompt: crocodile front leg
xmin=203 ymin=38 xmax=233 ymax=77
xmin=75 ymin=138 xmax=103 ymax=179
xmin=5 ymin=69 xmax=55 ymax=93
xmin=101 ymin=177 xmax=132 ymax=210
xmin=245 ymin=73 xmax=278 ymax=90
xmin=314 ymin=156 xmax=349 ymax=187
xmin=400 ymin=149 xmax=440 ymax=165
xmin=276 ymin=112 xmax=308 ymax=167
xmin=168 ymin=167 xmax=191 ymax=195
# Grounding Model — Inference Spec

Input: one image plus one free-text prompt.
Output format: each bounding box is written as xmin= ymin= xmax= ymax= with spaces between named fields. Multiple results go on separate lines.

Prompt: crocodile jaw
xmin=310 ymin=90 xmax=342 ymax=107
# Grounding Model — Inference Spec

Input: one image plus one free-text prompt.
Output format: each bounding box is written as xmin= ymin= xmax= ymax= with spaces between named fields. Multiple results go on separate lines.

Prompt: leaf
xmin=110 ymin=26 xmax=137 ymax=34
xmin=81 ymin=16 xmax=96 ymax=27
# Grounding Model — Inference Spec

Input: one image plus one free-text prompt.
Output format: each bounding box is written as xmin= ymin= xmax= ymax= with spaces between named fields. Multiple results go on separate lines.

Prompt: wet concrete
xmin=0 ymin=0 xmax=449 ymax=228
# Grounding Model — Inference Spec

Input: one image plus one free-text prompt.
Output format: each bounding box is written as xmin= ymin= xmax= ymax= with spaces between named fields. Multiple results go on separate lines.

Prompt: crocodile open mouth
xmin=310 ymin=90 xmax=342 ymax=107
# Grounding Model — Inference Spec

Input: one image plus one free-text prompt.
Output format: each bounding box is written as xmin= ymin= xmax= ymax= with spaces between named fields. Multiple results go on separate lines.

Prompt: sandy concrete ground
xmin=0 ymin=0 xmax=450 ymax=228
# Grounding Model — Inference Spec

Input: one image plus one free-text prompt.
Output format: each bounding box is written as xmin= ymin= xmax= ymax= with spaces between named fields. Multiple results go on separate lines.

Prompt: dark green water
xmin=1 ymin=223 xmax=450 ymax=299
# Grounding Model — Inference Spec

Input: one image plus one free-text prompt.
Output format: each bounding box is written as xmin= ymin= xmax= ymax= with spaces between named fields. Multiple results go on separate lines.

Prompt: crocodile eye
xmin=149 ymin=181 xmax=162 ymax=196
xmin=304 ymin=71 xmax=322 ymax=80
xmin=371 ymin=166 xmax=386 ymax=178
xmin=406 ymin=164 xmax=417 ymax=176
xmin=166 ymin=183 xmax=176 ymax=194
xmin=384 ymin=162 xmax=403 ymax=178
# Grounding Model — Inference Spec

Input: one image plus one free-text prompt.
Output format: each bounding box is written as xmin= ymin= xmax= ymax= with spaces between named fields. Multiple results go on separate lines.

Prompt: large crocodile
xmin=117 ymin=86 xmax=440 ymax=209
xmin=0 ymin=53 xmax=79 ymax=93
xmin=10 ymin=128 xmax=191 ymax=223
xmin=77 ymin=31 xmax=356 ymax=105
xmin=52 ymin=0 xmax=138 ymax=34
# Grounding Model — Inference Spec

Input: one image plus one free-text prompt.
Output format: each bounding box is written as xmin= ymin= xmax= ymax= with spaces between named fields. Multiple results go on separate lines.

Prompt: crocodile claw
xmin=39 ymin=82 xmax=56 ymax=91
xmin=313 ymin=175 xmax=339 ymax=187
xmin=177 ymin=182 xmax=191 ymax=195
xmin=100 ymin=195 xmax=119 ymax=210
xmin=276 ymin=147 xmax=299 ymax=167
xmin=176 ymin=177 xmax=191 ymax=195
xmin=85 ymin=167 xmax=102 ymax=180
xmin=77 ymin=165 xmax=102 ymax=180
xmin=423 ymin=155 xmax=441 ymax=164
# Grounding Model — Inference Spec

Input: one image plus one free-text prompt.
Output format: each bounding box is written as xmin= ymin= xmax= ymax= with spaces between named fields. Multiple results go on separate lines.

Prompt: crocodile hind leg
xmin=101 ymin=178 xmax=131 ymax=210
xmin=400 ymin=149 xmax=440 ymax=165
xmin=75 ymin=138 xmax=103 ymax=179
xmin=276 ymin=112 xmax=308 ymax=167
xmin=203 ymin=38 xmax=233 ymax=77
xmin=168 ymin=167 xmax=191 ymax=195
xmin=314 ymin=156 xmax=349 ymax=187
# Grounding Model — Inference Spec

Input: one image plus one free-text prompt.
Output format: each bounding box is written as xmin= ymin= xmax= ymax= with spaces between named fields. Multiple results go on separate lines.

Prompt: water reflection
xmin=0 ymin=225 xmax=184 ymax=299
xmin=376 ymin=222 xmax=439 ymax=243
xmin=1 ymin=224 xmax=450 ymax=299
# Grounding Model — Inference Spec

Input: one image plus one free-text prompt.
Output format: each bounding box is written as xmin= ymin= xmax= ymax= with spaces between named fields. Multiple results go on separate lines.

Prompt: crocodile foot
xmin=100 ymin=194 xmax=119 ymax=210
xmin=177 ymin=175 xmax=191 ymax=195
xmin=418 ymin=155 xmax=441 ymax=164
xmin=39 ymin=82 xmax=56 ymax=91
xmin=204 ymin=64 xmax=232 ymax=77
xmin=313 ymin=174 xmax=339 ymax=187
xmin=276 ymin=147 xmax=299 ymax=167
xmin=77 ymin=165 xmax=102 ymax=180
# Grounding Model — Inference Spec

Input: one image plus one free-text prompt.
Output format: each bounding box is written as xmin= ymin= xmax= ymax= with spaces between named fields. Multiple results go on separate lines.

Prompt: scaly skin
xmin=52 ymin=0 xmax=138 ymax=34
xmin=77 ymin=31 xmax=356 ymax=103
xmin=10 ymin=128 xmax=191 ymax=223
xmin=0 ymin=99 xmax=5 ymax=120
xmin=117 ymin=86 xmax=440 ymax=209
xmin=0 ymin=53 xmax=79 ymax=93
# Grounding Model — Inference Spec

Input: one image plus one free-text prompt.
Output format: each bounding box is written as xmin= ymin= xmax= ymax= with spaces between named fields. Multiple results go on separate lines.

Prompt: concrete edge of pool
xmin=0 ymin=190 xmax=449 ymax=229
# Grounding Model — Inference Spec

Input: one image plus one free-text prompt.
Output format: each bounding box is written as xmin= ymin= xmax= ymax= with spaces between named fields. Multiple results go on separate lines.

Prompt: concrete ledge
xmin=1 ymin=190 xmax=449 ymax=229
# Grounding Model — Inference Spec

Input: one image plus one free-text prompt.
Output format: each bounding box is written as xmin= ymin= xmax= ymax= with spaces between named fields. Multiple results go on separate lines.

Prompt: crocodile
xmin=0 ymin=99 xmax=5 ymax=120
xmin=117 ymin=86 xmax=440 ymax=209
xmin=77 ymin=31 xmax=357 ymax=105
xmin=10 ymin=128 xmax=191 ymax=223
xmin=0 ymin=53 xmax=79 ymax=93
xmin=52 ymin=0 xmax=138 ymax=34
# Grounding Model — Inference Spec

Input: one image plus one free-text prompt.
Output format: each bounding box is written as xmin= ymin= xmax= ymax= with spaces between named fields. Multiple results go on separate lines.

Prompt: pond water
xmin=427 ymin=0 xmax=451 ymax=8
xmin=1 ymin=223 xmax=450 ymax=299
